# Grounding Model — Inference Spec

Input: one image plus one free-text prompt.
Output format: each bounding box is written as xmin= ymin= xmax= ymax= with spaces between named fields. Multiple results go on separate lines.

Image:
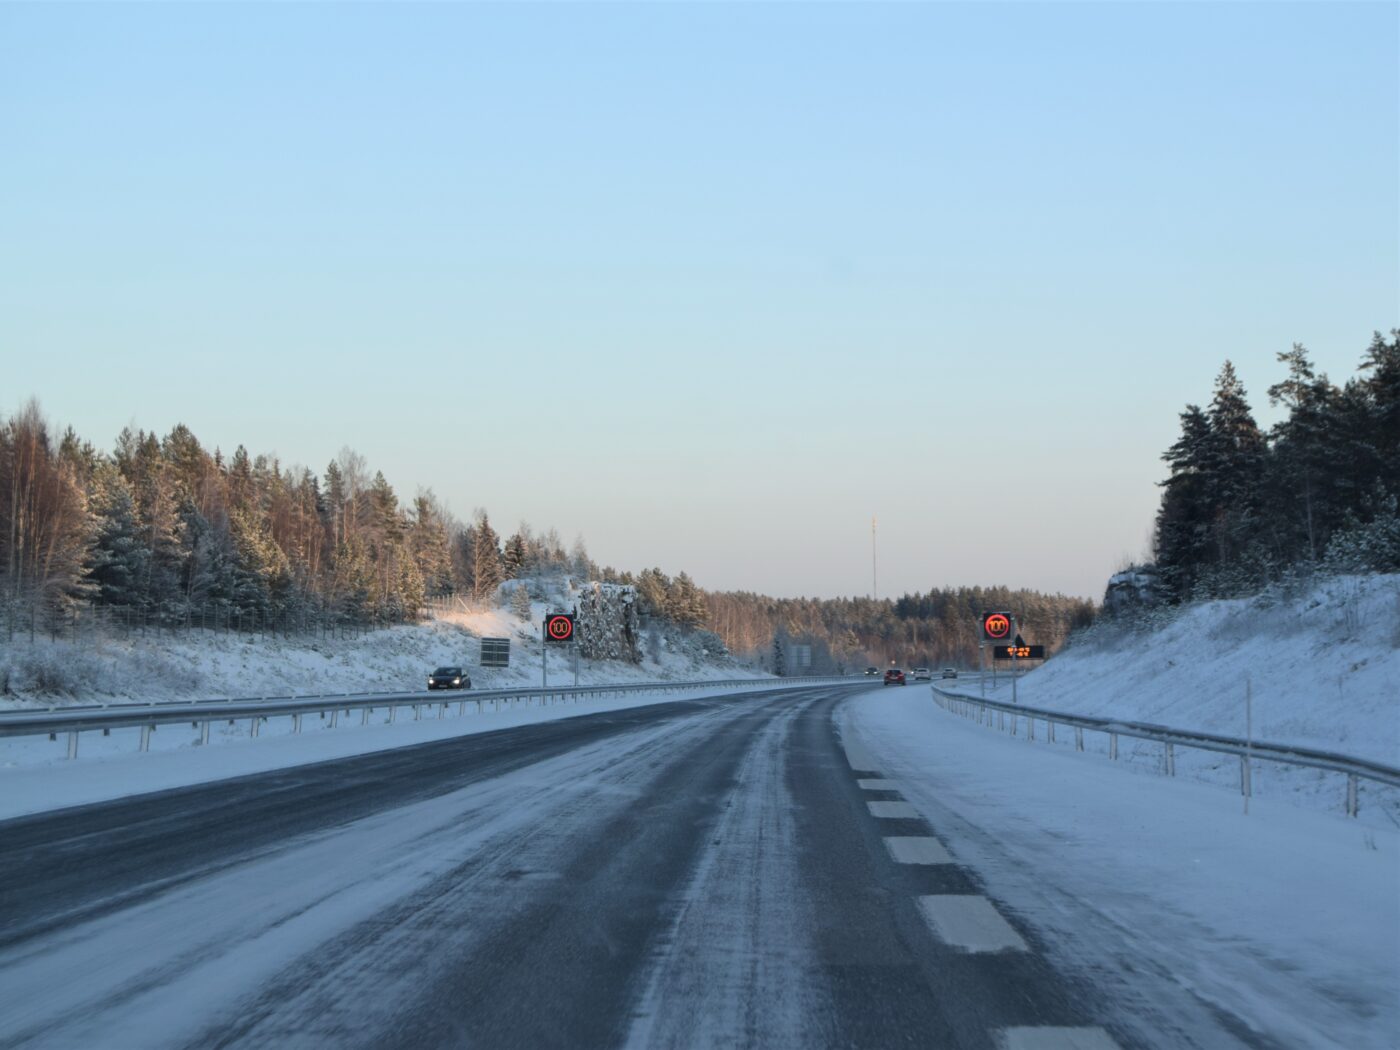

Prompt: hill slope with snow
xmin=988 ymin=574 xmax=1399 ymax=767
xmin=0 ymin=596 xmax=756 ymax=709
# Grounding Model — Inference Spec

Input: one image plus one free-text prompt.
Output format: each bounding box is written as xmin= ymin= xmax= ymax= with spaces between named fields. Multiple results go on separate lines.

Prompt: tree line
xmin=0 ymin=401 xmax=1093 ymax=667
xmin=0 ymin=404 xmax=604 ymax=629
xmin=1151 ymin=330 xmax=1399 ymax=603
xmin=704 ymin=587 xmax=1096 ymax=671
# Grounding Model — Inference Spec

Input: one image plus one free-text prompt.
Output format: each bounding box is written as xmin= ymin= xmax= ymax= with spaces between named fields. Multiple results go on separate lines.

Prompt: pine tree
xmin=409 ymin=494 xmax=454 ymax=597
xmin=502 ymin=532 xmax=528 ymax=580
xmin=85 ymin=465 xmax=148 ymax=607
xmin=1153 ymin=405 xmax=1214 ymax=600
xmin=471 ymin=513 xmax=503 ymax=602
xmin=509 ymin=582 xmax=533 ymax=620
xmin=669 ymin=572 xmax=707 ymax=629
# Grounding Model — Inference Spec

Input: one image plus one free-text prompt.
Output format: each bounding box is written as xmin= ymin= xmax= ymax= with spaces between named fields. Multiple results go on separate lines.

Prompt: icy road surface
xmin=0 ymin=684 xmax=1392 ymax=1049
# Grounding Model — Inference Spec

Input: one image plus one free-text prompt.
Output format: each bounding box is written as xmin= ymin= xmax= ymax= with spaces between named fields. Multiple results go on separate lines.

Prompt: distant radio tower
xmin=871 ymin=516 xmax=878 ymax=601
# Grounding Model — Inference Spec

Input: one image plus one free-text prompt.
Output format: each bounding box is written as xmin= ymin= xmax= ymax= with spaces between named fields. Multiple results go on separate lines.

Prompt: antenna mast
xmin=871 ymin=516 xmax=878 ymax=601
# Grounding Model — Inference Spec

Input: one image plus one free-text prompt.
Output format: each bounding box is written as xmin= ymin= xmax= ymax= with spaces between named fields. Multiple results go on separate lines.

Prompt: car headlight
xmin=452 ymin=678 xmax=461 ymax=685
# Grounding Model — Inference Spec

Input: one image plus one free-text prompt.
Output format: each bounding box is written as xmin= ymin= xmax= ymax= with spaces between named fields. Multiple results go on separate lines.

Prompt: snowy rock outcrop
xmin=1101 ymin=564 xmax=1163 ymax=616
xmin=574 ymin=582 xmax=642 ymax=664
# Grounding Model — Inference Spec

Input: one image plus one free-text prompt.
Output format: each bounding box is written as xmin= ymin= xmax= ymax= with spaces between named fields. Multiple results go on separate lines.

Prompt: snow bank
xmin=986 ymin=574 xmax=1400 ymax=766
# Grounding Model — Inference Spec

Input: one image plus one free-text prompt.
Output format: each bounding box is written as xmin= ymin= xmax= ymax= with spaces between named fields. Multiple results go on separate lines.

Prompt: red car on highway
xmin=883 ymin=668 xmax=906 ymax=686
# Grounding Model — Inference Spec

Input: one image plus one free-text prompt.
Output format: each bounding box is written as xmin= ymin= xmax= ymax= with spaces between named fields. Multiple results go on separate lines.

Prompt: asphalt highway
xmin=0 ymin=685 xmax=1123 ymax=1050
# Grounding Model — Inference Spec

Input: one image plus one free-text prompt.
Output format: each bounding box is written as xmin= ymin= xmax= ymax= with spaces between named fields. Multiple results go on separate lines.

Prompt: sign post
xmin=982 ymin=612 xmax=1012 ymax=697
xmin=543 ymin=613 xmax=575 ymax=691
xmin=1011 ymin=619 xmax=1019 ymax=704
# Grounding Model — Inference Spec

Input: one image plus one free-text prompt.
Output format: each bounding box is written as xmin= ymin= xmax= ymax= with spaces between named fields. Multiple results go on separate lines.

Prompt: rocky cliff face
xmin=575 ymin=582 xmax=642 ymax=663
xmin=1102 ymin=565 xmax=1164 ymax=617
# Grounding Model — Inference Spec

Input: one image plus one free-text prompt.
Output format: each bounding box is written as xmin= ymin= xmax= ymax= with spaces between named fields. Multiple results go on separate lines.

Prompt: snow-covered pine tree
xmin=471 ymin=513 xmax=503 ymax=603
xmin=509 ymin=582 xmax=532 ymax=620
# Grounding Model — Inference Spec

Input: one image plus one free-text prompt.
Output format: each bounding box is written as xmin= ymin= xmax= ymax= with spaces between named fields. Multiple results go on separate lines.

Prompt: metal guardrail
xmin=930 ymin=686 xmax=1400 ymax=818
xmin=0 ymin=676 xmax=861 ymax=759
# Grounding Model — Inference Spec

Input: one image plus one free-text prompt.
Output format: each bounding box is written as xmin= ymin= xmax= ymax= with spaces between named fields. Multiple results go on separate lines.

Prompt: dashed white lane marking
xmin=883 ymin=836 xmax=954 ymax=865
xmin=867 ymin=801 xmax=920 ymax=819
xmin=998 ymin=1027 xmax=1121 ymax=1050
xmin=842 ymin=737 xmax=882 ymax=771
xmin=857 ymin=778 xmax=897 ymax=790
xmin=916 ymin=895 xmax=1029 ymax=953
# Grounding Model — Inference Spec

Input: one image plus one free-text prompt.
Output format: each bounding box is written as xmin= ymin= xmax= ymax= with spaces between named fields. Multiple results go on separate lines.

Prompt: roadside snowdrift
xmin=984 ymin=574 xmax=1400 ymax=767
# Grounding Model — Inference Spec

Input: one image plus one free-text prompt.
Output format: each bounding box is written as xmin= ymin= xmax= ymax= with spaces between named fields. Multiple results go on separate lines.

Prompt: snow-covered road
xmin=0 ymin=684 xmax=1391 ymax=1049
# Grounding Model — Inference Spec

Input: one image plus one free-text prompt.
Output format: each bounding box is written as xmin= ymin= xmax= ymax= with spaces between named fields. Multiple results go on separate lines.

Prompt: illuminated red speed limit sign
xmin=982 ymin=612 xmax=1012 ymax=640
xmin=544 ymin=614 xmax=575 ymax=643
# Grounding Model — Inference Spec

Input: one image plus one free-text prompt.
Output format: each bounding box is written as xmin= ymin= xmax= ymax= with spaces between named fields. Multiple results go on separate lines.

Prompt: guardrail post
xmin=1165 ymin=742 xmax=1175 ymax=776
xmin=140 ymin=725 xmax=151 ymax=752
xmin=251 ymin=716 xmax=260 ymax=738
xmin=330 ymin=709 xmax=339 ymax=728
xmin=293 ymin=713 xmax=302 ymax=734
xmin=1048 ymin=721 xmax=1055 ymax=744
xmin=1347 ymin=774 xmax=1359 ymax=817
xmin=1028 ymin=717 xmax=1035 ymax=741
xmin=67 ymin=731 xmax=78 ymax=759
xmin=1075 ymin=727 xmax=1084 ymax=752
xmin=362 ymin=708 xmax=371 ymax=726
xmin=1109 ymin=733 xmax=1118 ymax=760
xmin=1240 ymin=755 xmax=1252 ymax=799
xmin=458 ymin=700 xmax=466 ymax=716
xmin=389 ymin=705 xmax=396 ymax=724
xmin=200 ymin=721 xmax=210 ymax=746
xmin=413 ymin=704 xmax=421 ymax=721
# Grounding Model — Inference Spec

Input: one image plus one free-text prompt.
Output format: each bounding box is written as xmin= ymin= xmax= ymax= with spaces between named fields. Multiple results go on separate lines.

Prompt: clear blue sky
xmin=3 ymin=2 xmax=1396 ymax=600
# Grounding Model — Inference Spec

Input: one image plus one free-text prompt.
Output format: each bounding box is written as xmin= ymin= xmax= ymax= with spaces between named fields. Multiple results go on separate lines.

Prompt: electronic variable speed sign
xmin=544 ymin=613 xmax=575 ymax=643
xmin=992 ymin=645 xmax=1045 ymax=660
xmin=982 ymin=611 xmax=1013 ymax=641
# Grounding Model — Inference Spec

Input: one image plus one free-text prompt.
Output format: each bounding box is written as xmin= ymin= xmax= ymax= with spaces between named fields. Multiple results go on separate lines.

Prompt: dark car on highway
xmin=864 ymin=666 xmax=879 ymax=676
xmin=883 ymin=669 xmax=906 ymax=686
xmin=427 ymin=666 xmax=471 ymax=690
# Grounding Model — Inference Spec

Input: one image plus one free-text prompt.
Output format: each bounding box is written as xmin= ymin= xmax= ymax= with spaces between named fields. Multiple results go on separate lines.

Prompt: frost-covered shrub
xmin=1324 ymin=494 xmax=1400 ymax=574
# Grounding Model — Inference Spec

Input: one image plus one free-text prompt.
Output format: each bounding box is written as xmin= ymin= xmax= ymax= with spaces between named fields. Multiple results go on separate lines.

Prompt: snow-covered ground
xmin=949 ymin=574 xmax=1400 ymax=819
xmin=997 ymin=574 xmax=1399 ymax=764
xmin=0 ymin=602 xmax=755 ymax=710
xmin=842 ymin=688 xmax=1399 ymax=1050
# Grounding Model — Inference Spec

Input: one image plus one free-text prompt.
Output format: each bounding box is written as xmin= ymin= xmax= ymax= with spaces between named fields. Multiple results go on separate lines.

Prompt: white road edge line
xmin=917 ymin=895 xmax=1029 ymax=953
xmin=867 ymin=800 xmax=920 ymax=819
xmin=998 ymin=1026 xmax=1122 ymax=1050
xmin=857 ymin=778 xmax=897 ymax=790
xmin=883 ymin=836 xmax=954 ymax=865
